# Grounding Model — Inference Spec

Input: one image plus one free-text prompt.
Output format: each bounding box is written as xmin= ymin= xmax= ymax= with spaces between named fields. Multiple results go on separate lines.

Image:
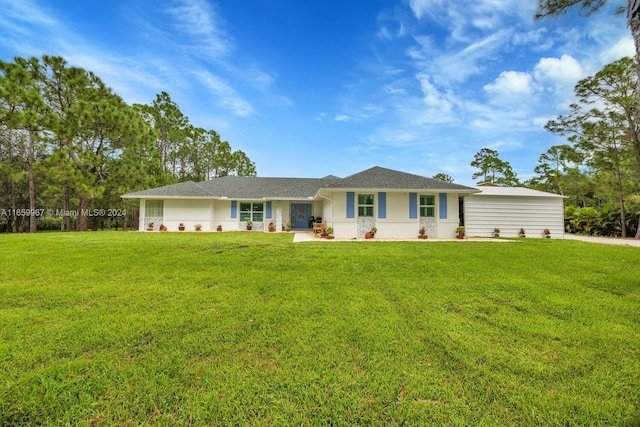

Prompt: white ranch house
xmin=122 ymin=166 xmax=565 ymax=239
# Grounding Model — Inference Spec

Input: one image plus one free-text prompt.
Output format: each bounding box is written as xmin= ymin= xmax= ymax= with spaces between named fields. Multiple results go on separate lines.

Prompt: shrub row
xmin=565 ymin=205 xmax=639 ymax=237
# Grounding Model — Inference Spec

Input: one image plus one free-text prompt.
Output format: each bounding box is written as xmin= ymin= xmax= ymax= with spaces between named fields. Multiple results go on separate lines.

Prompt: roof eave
xmin=319 ymin=187 xmax=479 ymax=193
xmin=121 ymin=195 xmax=216 ymax=199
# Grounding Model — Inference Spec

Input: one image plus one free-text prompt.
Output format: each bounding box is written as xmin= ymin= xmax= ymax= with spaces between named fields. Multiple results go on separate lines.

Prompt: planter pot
xmin=365 ymin=232 xmax=374 ymax=239
xmin=326 ymin=235 xmax=335 ymax=240
xmin=178 ymin=226 xmax=185 ymax=231
xmin=545 ymin=235 xmax=551 ymax=239
xmin=520 ymin=234 xmax=526 ymax=238
xmin=418 ymin=235 xmax=428 ymax=239
xmin=456 ymin=235 xmax=464 ymax=239
xmin=494 ymin=233 xmax=500 ymax=238
xmin=147 ymin=228 xmax=154 ymax=232
xmin=246 ymin=226 xmax=252 ymax=231
xmin=217 ymin=227 xmax=222 ymax=232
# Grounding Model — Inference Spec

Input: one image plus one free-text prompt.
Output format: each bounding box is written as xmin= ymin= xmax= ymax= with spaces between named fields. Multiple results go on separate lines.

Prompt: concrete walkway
xmin=294 ymin=231 xmax=640 ymax=246
xmin=292 ymin=232 xmax=511 ymax=243
xmin=292 ymin=232 xmax=315 ymax=242
xmin=563 ymin=234 xmax=640 ymax=247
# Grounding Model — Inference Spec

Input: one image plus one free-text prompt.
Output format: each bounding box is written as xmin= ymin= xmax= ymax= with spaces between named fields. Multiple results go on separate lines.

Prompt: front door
xmin=291 ymin=204 xmax=312 ymax=229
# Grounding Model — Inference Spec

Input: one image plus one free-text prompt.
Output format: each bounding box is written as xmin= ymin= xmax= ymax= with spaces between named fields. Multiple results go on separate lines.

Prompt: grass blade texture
xmin=0 ymin=232 xmax=638 ymax=425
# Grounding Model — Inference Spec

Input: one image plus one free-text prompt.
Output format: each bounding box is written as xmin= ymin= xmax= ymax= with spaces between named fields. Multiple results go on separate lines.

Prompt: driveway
xmin=563 ymin=234 xmax=640 ymax=247
xmin=294 ymin=231 xmax=640 ymax=246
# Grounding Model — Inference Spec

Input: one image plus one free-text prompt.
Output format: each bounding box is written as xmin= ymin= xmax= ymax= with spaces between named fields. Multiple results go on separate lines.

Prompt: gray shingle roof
xmin=122 ymin=181 xmax=213 ymax=198
xmin=325 ymin=166 xmax=477 ymax=191
xmin=121 ymin=166 xmax=477 ymax=199
xmin=196 ymin=176 xmax=339 ymax=199
xmin=122 ymin=175 xmax=340 ymax=199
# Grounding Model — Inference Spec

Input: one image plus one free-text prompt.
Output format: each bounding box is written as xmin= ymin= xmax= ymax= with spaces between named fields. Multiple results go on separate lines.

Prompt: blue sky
xmin=0 ymin=0 xmax=633 ymax=185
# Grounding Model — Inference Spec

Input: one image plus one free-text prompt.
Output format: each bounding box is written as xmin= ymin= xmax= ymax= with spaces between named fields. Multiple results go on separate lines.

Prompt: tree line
xmin=3 ymin=52 xmax=639 ymax=237
xmin=0 ymin=55 xmax=255 ymax=233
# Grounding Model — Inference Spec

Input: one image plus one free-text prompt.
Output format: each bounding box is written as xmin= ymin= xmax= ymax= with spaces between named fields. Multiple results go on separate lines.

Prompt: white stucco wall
xmin=438 ymin=193 xmax=461 ymax=238
xmin=136 ymin=191 xmax=469 ymax=237
xmin=163 ymin=199 xmax=214 ymax=231
xmin=322 ymin=190 xmax=464 ymax=239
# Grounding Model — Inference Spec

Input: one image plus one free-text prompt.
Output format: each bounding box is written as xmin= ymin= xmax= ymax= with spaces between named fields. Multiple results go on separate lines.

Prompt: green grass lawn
xmin=0 ymin=232 xmax=639 ymax=426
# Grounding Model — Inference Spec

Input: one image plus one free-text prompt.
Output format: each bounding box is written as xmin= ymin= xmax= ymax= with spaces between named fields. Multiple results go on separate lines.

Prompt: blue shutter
xmin=231 ymin=201 xmax=237 ymax=219
xmin=378 ymin=192 xmax=386 ymax=218
xmin=439 ymin=193 xmax=448 ymax=219
xmin=409 ymin=193 xmax=417 ymax=219
xmin=266 ymin=201 xmax=272 ymax=219
xmin=346 ymin=192 xmax=355 ymax=218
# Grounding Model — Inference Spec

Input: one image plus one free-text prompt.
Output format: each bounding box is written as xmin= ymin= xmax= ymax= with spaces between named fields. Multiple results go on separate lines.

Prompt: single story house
xmin=121 ymin=166 xmax=565 ymax=239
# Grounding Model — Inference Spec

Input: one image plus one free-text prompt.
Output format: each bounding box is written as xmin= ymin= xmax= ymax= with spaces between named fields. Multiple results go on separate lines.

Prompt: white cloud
xmin=377 ymin=26 xmax=393 ymax=40
xmin=408 ymin=0 xmax=443 ymax=20
xmin=416 ymin=73 xmax=452 ymax=111
xmin=408 ymin=29 xmax=514 ymax=85
xmin=409 ymin=0 xmax=535 ymax=31
xmin=512 ymin=28 xmax=552 ymax=51
xmin=164 ymin=0 xmax=231 ymax=57
xmin=383 ymin=83 xmax=407 ymax=95
xmin=431 ymin=30 xmax=513 ymax=85
xmin=334 ymin=114 xmax=350 ymax=122
xmin=484 ymin=71 xmax=533 ymax=95
xmin=600 ymin=37 xmax=635 ymax=64
xmin=0 ymin=0 xmax=58 ymax=28
xmin=534 ymin=54 xmax=584 ymax=87
xmin=192 ymin=70 xmax=254 ymax=117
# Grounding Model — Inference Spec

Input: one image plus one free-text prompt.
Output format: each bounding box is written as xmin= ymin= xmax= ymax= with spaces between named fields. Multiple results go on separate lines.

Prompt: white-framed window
xmin=419 ymin=195 xmax=435 ymax=218
xmin=240 ymin=202 xmax=264 ymax=222
xmin=358 ymin=194 xmax=374 ymax=217
xmin=145 ymin=200 xmax=164 ymax=217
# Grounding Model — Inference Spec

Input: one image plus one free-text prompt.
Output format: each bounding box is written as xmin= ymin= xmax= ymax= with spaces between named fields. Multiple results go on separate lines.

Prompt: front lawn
xmin=0 ymin=232 xmax=638 ymax=425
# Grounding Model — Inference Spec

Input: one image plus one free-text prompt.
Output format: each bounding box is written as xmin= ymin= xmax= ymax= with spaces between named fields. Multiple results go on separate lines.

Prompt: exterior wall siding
xmin=464 ymin=195 xmax=564 ymax=238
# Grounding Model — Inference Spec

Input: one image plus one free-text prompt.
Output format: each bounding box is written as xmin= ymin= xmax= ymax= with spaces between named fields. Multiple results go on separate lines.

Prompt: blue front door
xmin=291 ymin=204 xmax=312 ymax=229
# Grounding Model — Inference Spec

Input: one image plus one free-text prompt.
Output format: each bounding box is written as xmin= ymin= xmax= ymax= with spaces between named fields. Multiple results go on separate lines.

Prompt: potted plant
xmin=418 ymin=227 xmax=427 ymax=239
xmin=178 ymin=222 xmax=185 ymax=231
xmin=268 ymin=222 xmax=276 ymax=232
xmin=194 ymin=223 xmax=202 ymax=232
xmin=246 ymin=219 xmax=252 ymax=230
xmin=543 ymin=228 xmax=551 ymax=238
xmin=217 ymin=224 xmax=222 ymax=232
xmin=493 ymin=227 xmax=500 ymax=237
xmin=519 ymin=227 xmax=526 ymax=238
xmin=159 ymin=224 xmax=167 ymax=232
xmin=147 ymin=222 xmax=154 ymax=231
xmin=365 ymin=226 xmax=377 ymax=239
xmin=456 ymin=225 xmax=465 ymax=239
xmin=325 ymin=226 xmax=335 ymax=239
xmin=285 ymin=221 xmax=291 ymax=232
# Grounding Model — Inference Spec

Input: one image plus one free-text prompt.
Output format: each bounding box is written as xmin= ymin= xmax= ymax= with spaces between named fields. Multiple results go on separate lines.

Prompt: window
xmin=420 ymin=195 xmax=435 ymax=217
xmin=240 ymin=202 xmax=264 ymax=222
xmin=358 ymin=194 xmax=374 ymax=217
xmin=145 ymin=200 xmax=163 ymax=217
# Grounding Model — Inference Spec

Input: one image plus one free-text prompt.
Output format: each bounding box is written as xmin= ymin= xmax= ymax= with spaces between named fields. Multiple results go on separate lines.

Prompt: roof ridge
xmin=193 ymin=181 xmax=217 ymax=196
